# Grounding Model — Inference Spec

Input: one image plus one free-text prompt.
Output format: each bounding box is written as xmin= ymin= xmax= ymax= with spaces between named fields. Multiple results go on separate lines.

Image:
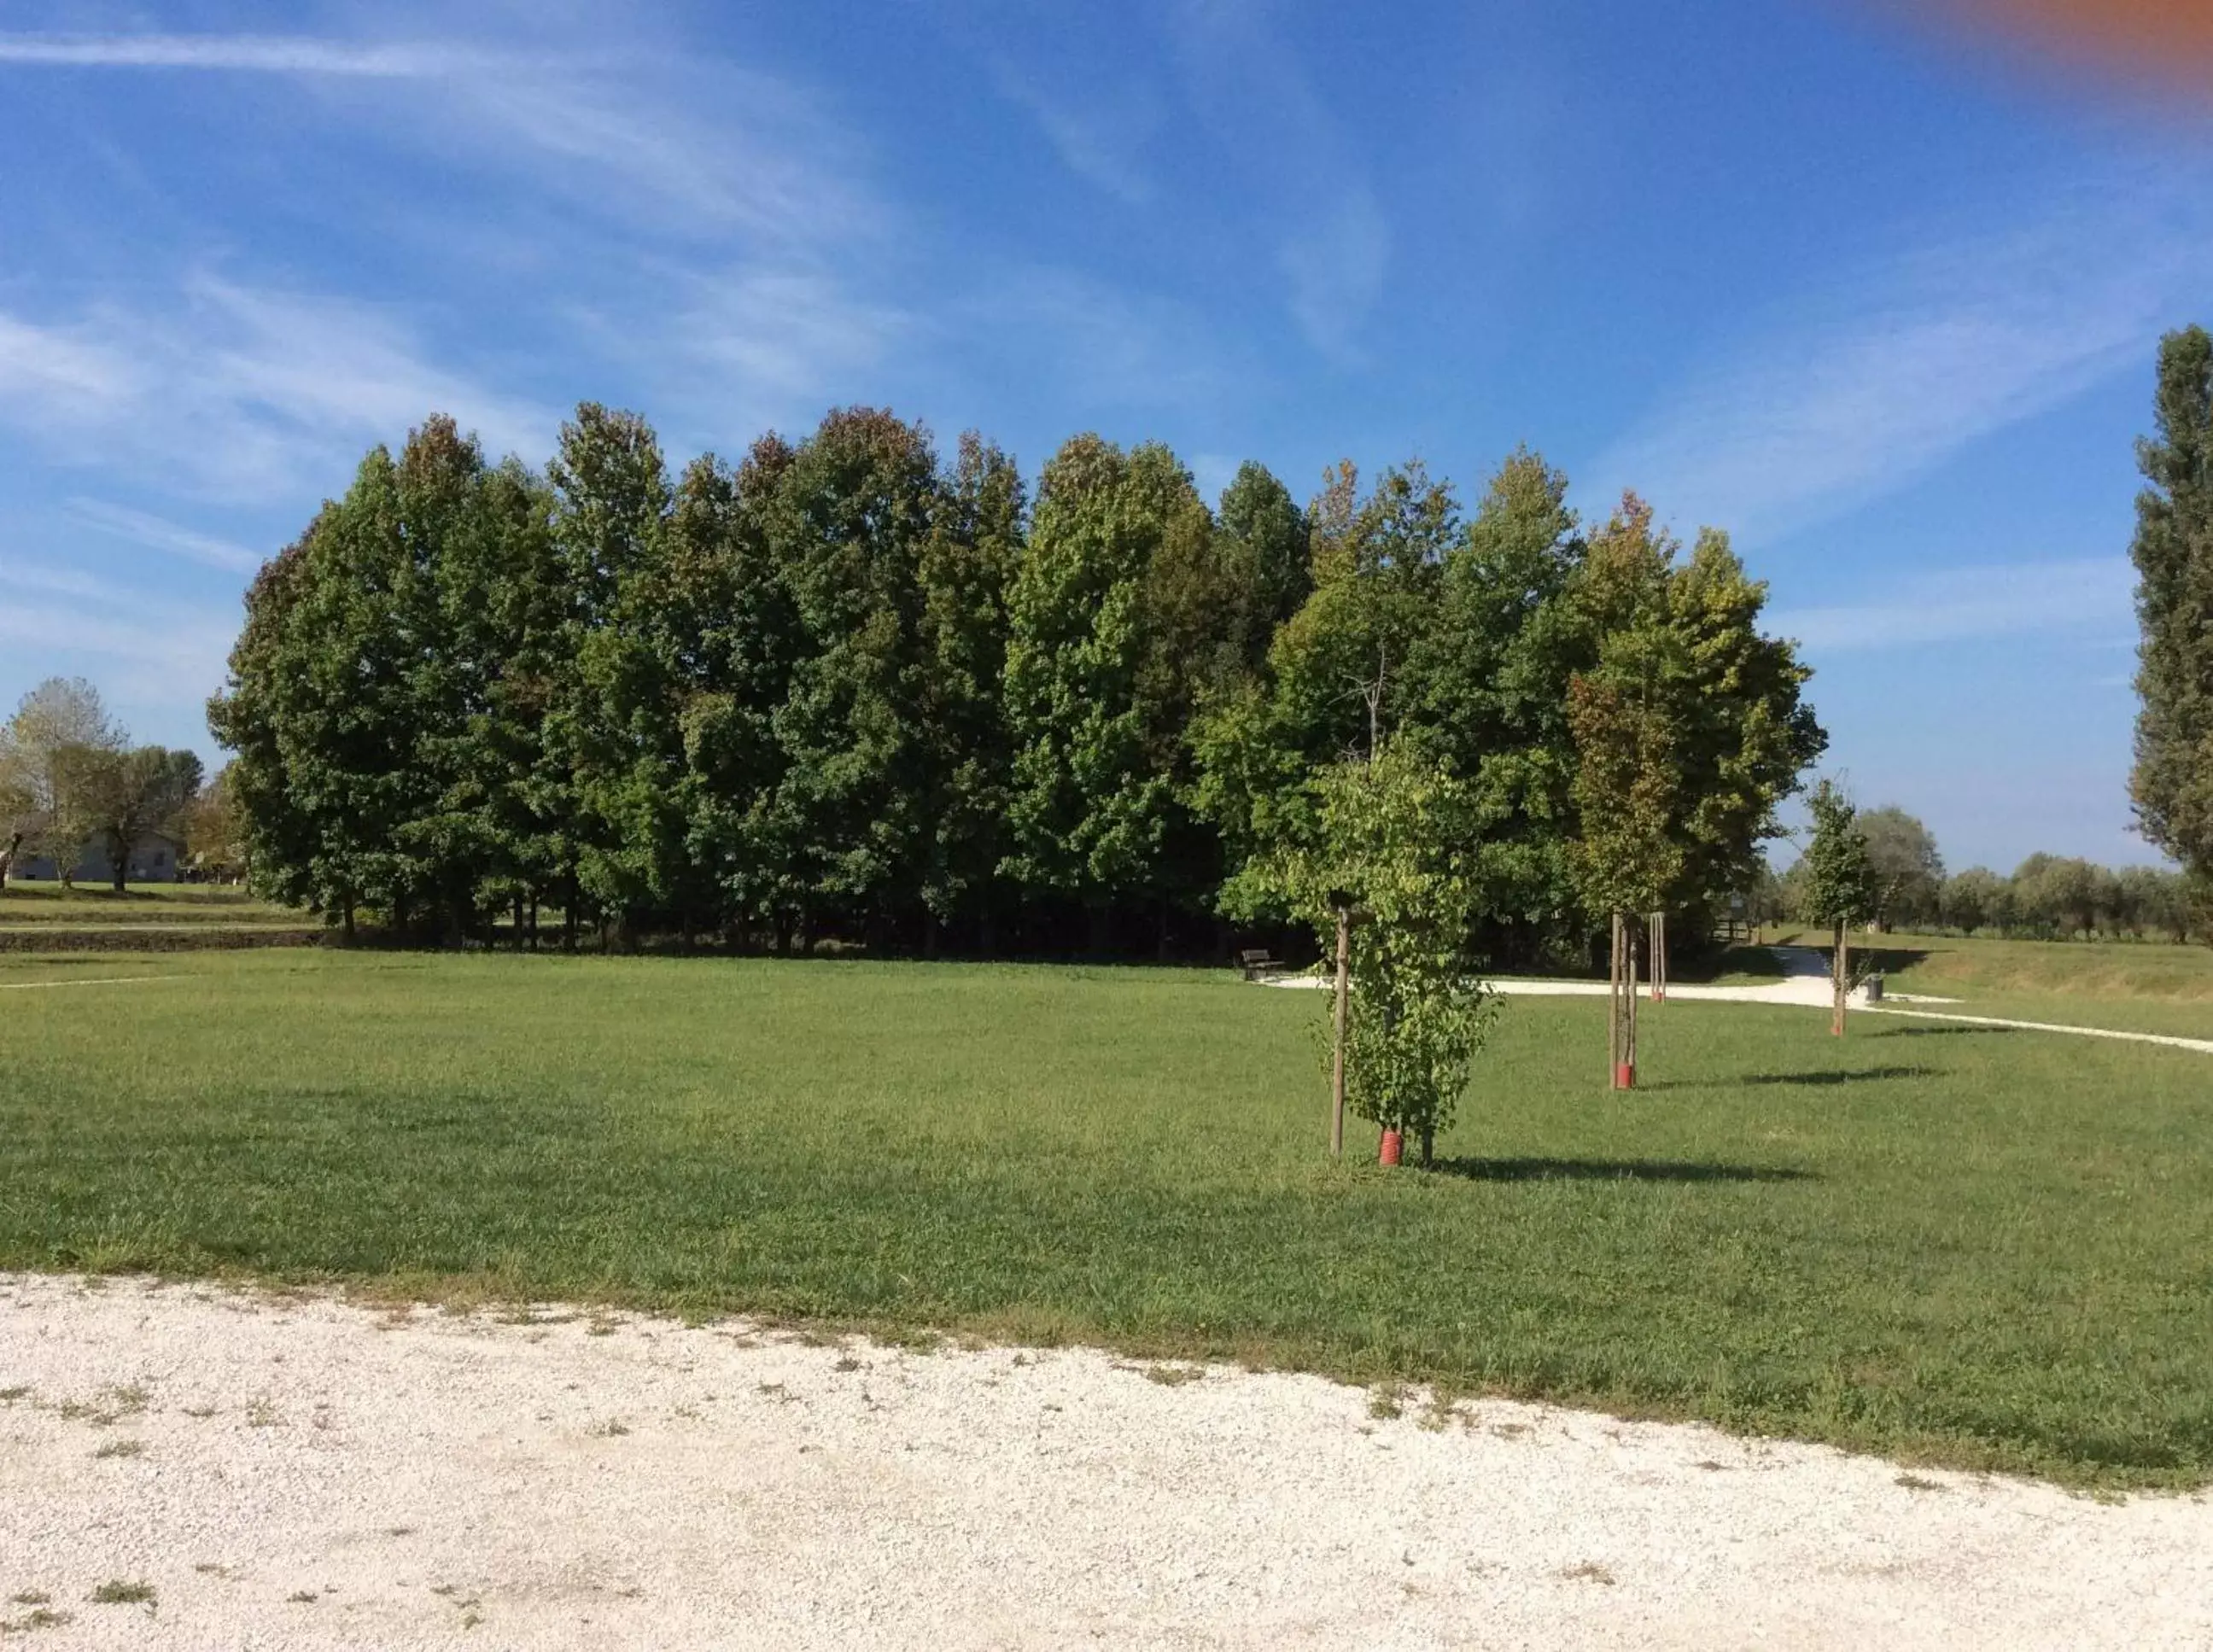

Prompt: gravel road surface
xmin=3 ymin=1274 xmax=2206 ymax=1649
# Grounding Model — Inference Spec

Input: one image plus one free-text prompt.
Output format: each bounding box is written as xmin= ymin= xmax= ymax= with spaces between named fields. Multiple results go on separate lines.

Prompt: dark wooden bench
xmin=1239 ymin=947 xmax=1283 ymax=981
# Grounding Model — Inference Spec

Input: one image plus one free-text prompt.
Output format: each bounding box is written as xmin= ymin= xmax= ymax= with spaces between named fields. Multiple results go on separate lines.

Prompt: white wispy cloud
xmin=0 ymin=28 xmax=877 ymax=248
xmin=0 ymin=559 xmax=236 ymax=715
xmin=966 ymin=267 xmax=1243 ymax=411
xmin=0 ymin=32 xmax=485 ymax=76
xmin=65 ymin=499 xmax=264 ymax=575
xmin=988 ymin=57 xmax=1161 ymax=207
xmin=1593 ymin=178 xmax=2213 ymax=542
xmin=0 ymin=312 xmax=139 ymax=412
xmin=1167 ymin=0 xmax=1392 ymax=365
xmin=1767 ymin=556 xmax=2134 ymax=652
xmin=0 ymin=279 xmax=556 ymax=500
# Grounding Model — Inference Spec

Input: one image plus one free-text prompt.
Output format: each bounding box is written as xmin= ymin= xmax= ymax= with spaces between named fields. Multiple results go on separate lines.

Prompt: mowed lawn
xmin=3 ymin=950 xmax=2211 ymax=1487
xmin=0 ymin=880 xmax=309 ymax=930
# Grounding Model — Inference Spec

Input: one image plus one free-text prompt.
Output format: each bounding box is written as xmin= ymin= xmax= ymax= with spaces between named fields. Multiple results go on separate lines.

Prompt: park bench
xmin=1239 ymin=947 xmax=1283 ymax=981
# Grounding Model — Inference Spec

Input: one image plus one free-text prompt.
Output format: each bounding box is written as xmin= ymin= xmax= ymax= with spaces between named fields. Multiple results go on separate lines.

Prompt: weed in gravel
xmin=1369 ymin=1386 xmax=1405 ymax=1420
xmin=287 ymin=1591 xmax=318 ymax=1604
xmin=832 ymin=1355 xmax=863 ymax=1373
xmin=9 ymin=1593 xmax=50 ymax=1607
xmin=245 ymin=1398 xmax=282 ymax=1428
xmin=1560 ymin=1562 xmax=1617 ymax=1585
xmin=590 ymin=1419 xmax=631 ymax=1438
xmin=1895 ymin=1473 xmax=1944 ymax=1491
xmin=0 ymin=1386 xmax=29 ymax=1403
xmin=56 ymin=1385 xmax=148 ymax=1427
xmin=88 ymin=1579 xmax=155 ymax=1607
xmin=91 ymin=1438 xmax=143 ymax=1459
xmin=1 ymin=1606 xmax=72 ymax=1632
xmin=1143 ymin=1363 xmax=1204 ymax=1386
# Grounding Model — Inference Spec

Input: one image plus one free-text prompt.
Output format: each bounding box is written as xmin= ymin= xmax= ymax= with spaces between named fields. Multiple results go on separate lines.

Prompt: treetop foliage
xmin=208 ymin=403 xmax=1824 ymax=958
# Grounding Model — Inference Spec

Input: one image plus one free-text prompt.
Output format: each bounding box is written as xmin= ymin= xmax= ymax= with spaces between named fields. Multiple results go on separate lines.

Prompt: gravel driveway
xmin=3 ymin=1273 xmax=2207 ymax=1649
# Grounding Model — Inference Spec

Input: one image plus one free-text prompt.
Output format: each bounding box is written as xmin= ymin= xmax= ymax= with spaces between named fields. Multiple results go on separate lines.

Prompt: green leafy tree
xmin=1660 ymin=527 xmax=1825 ymax=929
xmin=1801 ymin=780 xmax=1877 ymax=1034
xmin=1214 ymin=461 xmax=1311 ymax=668
xmin=2131 ymin=325 xmax=2213 ymax=891
xmin=1857 ymin=806 xmax=1944 ymax=931
xmin=208 ymin=459 xmax=421 ymax=935
xmin=0 ymin=677 xmax=121 ymax=885
xmin=1256 ymin=738 xmax=1492 ymax=1165
xmin=917 ymin=432 xmax=1025 ymax=949
xmin=1004 ymin=435 xmax=1224 ymax=953
xmin=551 ymin=403 xmax=676 ymax=943
xmin=1408 ymin=450 xmax=1586 ymax=962
xmin=1564 ymin=495 xmax=1689 ymax=1086
xmin=68 ymin=745 xmax=203 ymax=890
xmin=761 ymin=407 xmax=943 ymax=947
xmin=1195 ymin=460 xmax=1457 ymax=920
xmin=1941 ymin=866 xmax=2007 ymax=934
xmin=179 ymin=763 xmax=248 ymax=881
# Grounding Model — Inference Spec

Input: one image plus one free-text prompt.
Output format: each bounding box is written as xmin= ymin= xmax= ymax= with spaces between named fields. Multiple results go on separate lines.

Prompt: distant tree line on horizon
xmin=203 ymin=403 xmax=1824 ymax=961
xmin=1770 ymin=803 xmax=2203 ymax=943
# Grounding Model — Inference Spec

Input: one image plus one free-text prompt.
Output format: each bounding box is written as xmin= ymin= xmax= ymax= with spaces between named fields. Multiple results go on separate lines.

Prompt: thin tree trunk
xmin=923 ymin=909 xmax=940 ymax=960
xmin=1626 ymin=917 xmax=1639 ymax=1084
xmin=1832 ymin=919 xmax=1847 ymax=1036
xmin=1156 ymin=896 xmax=1171 ymax=964
xmin=1608 ymin=911 xmax=1625 ymax=1088
xmin=0 ymin=830 xmax=18 ymax=887
xmin=527 ymin=890 xmax=539 ymax=951
xmin=342 ymin=896 xmax=357 ymax=944
xmin=1330 ymin=906 xmax=1350 ymax=1159
xmin=563 ymin=870 xmax=578 ymax=953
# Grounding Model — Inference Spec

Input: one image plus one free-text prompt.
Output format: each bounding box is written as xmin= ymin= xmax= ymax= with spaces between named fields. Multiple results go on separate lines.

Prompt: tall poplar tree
xmin=1004 ymin=435 xmax=1221 ymax=952
xmin=763 ymin=407 xmax=943 ymax=944
xmin=917 ymin=432 xmax=1025 ymax=948
xmin=2131 ymin=324 xmax=2213 ymax=894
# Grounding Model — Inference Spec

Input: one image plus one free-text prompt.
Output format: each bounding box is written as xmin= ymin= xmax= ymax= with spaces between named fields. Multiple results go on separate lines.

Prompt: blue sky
xmin=1 ymin=0 xmax=2208 ymax=873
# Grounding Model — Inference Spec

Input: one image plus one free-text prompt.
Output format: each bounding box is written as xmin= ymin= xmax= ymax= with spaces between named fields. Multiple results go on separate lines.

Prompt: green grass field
xmin=1762 ymin=927 xmax=2213 ymax=1039
xmin=3 ymin=949 xmax=2210 ymax=1487
xmin=0 ymin=880 xmax=311 ymax=930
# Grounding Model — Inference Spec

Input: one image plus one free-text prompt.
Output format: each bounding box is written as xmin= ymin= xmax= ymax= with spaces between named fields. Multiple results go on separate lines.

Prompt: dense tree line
xmin=1773 ymin=801 xmax=2202 ymax=943
xmin=208 ymin=406 xmax=1823 ymax=960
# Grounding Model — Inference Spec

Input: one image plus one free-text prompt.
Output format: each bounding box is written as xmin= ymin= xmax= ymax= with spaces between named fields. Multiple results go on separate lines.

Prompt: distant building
xmin=14 ymin=832 xmax=184 ymax=884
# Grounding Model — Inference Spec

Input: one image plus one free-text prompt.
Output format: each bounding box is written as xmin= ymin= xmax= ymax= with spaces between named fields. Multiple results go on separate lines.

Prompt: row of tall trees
xmin=209 ymin=405 xmax=1824 ymax=958
xmin=0 ymin=678 xmax=204 ymax=890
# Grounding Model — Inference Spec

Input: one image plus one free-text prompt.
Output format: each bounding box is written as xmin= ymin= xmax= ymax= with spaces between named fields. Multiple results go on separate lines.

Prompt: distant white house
xmin=13 ymin=832 xmax=185 ymax=884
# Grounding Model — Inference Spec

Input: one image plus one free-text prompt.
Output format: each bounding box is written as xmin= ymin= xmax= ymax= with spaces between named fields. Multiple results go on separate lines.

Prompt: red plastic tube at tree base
xmin=1378 ymin=1130 xmax=1403 ymax=1167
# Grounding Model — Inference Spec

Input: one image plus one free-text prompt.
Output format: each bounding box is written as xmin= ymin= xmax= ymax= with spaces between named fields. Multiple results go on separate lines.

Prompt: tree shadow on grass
xmin=1429 ymin=1157 xmax=1816 ymax=1184
xmin=1877 ymin=1024 xmax=2022 ymax=1038
xmin=1741 ymin=1065 xmax=1941 ymax=1087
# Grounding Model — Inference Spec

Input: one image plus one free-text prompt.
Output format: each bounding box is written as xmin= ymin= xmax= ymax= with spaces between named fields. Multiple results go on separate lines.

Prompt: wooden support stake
xmin=1832 ymin=919 xmax=1848 ymax=1036
xmin=1330 ymin=905 xmax=1351 ymax=1157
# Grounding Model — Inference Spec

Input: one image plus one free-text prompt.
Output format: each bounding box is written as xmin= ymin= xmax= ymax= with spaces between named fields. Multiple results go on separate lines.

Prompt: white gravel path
xmin=3 ymin=1275 xmax=2209 ymax=1649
